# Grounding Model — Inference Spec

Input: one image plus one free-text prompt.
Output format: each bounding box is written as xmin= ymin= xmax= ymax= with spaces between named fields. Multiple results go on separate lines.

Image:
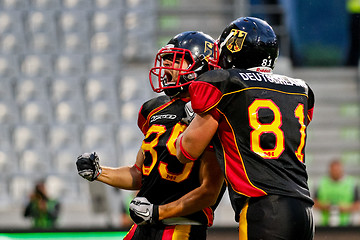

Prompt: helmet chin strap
xmin=163 ymin=82 xmax=182 ymax=97
xmin=164 ymin=86 xmax=186 ymax=97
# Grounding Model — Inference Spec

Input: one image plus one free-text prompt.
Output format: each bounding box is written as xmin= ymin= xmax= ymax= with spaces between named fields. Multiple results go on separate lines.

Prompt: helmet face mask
xmin=218 ymin=17 xmax=279 ymax=71
xmin=150 ymin=47 xmax=196 ymax=96
xmin=149 ymin=31 xmax=219 ymax=97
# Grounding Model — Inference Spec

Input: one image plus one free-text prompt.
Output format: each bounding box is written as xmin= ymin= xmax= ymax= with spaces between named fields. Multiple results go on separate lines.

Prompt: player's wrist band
xmin=134 ymin=164 xmax=142 ymax=172
xmin=179 ymin=136 xmax=197 ymax=161
xmin=152 ymin=205 xmax=160 ymax=224
xmin=93 ymin=168 xmax=102 ymax=181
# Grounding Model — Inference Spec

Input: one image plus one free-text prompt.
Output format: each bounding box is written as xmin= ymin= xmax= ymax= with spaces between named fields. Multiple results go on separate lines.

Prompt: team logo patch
xmin=204 ymin=41 xmax=214 ymax=61
xmin=150 ymin=114 xmax=177 ymax=123
xmin=226 ymin=29 xmax=247 ymax=53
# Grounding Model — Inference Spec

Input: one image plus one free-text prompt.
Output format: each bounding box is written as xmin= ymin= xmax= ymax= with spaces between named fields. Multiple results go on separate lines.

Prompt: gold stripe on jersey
xmin=173 ymin=225 xmax=191 ymax=239
xmin=239 ymin=201 xmax=249 ymax=240
xmin=200 ymin=86 xmax=309 ymax=115
xmin=222 ymin=86 xmax=309 ymax=98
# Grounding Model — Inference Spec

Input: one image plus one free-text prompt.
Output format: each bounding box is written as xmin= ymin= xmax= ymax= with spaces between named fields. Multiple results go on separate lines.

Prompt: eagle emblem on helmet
xmin=226 ymin=29 xmax=247 ymax=53
xmin=204 ymin=41 xmax=214 ymax=61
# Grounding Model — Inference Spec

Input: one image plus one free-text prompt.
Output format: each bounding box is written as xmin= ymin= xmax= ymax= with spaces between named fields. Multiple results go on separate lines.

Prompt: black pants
xmin=239 ymin=195 xmax=314 ymax=240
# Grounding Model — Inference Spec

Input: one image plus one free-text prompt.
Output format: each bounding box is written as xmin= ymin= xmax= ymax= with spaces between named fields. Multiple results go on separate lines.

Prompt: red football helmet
xmin=149 ymin=31 xmax=219 ymax=97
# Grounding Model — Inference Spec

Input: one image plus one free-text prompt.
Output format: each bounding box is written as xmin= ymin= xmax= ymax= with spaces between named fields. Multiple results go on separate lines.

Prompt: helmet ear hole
xmin=184 ymin=73 xmax=196 ymax=81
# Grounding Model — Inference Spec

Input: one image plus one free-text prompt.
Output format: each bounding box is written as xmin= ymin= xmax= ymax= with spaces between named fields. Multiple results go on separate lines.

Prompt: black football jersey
xmin=189 ymin=68 xmax=315 ymax=205
xmin=136 ymin=95 xmax=220 ymax=226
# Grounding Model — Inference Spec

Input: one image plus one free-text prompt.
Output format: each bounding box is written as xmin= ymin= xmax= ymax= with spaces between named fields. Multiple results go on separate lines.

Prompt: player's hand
xmin=76 ymin=152 xmax=102 ymax=181
xmin=129 ymin=197 xmax=159 ymax=225
xmin=181 ymin=101 xmax=195 ymax=125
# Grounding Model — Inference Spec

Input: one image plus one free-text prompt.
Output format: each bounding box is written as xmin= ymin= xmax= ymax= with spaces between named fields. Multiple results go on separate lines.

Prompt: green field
xmin=0 ymin=232 xmax=128 ymax=240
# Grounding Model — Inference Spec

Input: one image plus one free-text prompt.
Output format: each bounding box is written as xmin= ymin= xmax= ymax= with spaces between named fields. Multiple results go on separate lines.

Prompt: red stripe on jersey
xmin=123 ymin=224 xmax=137 ymax=240
xmin=202 ymin=207 xmax=214 ymax=227
xmin=207 ymin=107 xmax=221 ymax=121
xmin=162 ymin=225 xmax=175 ymax=240
xmin=137 ymin=105 xmax=147 ymax=135
xmin=307 ymin=107 xmax=314 ymax=125
xmin=139 ymin=98 xmax=177 ymax=134
xmin=218 ymin=114 xmax=267 ymax=197
xmin=189 ymin=81 xmax=222 ymax=114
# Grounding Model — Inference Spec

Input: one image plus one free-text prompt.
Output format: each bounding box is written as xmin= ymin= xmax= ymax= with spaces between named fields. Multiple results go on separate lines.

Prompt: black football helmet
xmin=218 ymin=17 xmax=279 ymax=71
xmin=149 ymin=31 xmax=219 ymax=97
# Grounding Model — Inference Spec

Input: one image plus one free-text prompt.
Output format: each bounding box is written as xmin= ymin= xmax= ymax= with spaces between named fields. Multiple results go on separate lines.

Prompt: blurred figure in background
xmin=24 ymin=179 xmax=61 ymax=229
xmin=314 ymin=159 xmax=360 ymax=226
xmin=346 ymin=0 xmax=360 ymax=66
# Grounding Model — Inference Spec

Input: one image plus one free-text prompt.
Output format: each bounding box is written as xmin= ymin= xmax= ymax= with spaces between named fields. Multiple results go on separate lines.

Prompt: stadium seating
xmin=20 ymin=99 xmax=53 ymax=124
xmin=53 ymin=98 xmax=86 ymax=124
xmin=53 ymin=54 xmax=85 ymax=77
xmin=0 ymin=0 xmax=243 ymax=229
xmin=0 ymin=148 xmax=17 ymax=174
xmin=0 ymin=54 xmax=19 ymax=78
xmin=47 ymin=123 xmax=81 ymax=151
xmin=18 ymin=147 xmax=51 ymax=174
xmin=50 ymin=76 xmax=83 ymax=102
xmin=12 ymin=124 xmax=46 ymax=152
xmin=0 ymin=100 xmax=20 ymax=124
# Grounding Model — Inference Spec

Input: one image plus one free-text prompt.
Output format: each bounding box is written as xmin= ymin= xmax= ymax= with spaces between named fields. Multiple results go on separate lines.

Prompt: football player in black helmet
xmin=217 ymin=16 xmax=279 ymax=71
xmin=76 ymin=31 xmax=225 ymax=240
xmin=149 ymin=31 xmax=219 ymax=97
xmin=176 ymin=17 xmax=315 ymax=240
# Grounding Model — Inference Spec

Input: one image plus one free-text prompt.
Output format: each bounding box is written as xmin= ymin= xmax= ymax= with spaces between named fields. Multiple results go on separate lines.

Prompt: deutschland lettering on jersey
xmin=189 ymin=69 xmax=315 ymax=205
xmin=136 ymin=95 xmax=216 ymax=226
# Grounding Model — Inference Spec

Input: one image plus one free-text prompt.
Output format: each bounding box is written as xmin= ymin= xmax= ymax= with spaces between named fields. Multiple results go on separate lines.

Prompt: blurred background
xmin=0 ymin=0 xmax=359 ymax=238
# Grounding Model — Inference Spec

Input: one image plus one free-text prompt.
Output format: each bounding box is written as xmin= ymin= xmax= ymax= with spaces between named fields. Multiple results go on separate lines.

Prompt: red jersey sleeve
xmin=137 ymin=105 xmax=148 ymax=135
xmin=307 ymin=107 xmax=314 ymax=126
xmin=306 ymin=86 xmax=315 ymax=126
xmin=189 ymin=81 xmax=222 ymax=114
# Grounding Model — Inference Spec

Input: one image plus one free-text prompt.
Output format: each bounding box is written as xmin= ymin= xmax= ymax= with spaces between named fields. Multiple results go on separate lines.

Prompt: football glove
xmin=181 ymin=101 xmax=195 ymax=125
xmin=129 ymin=197 xmax=159 ymax=225
xmin=76 ymin=152 xmax=102 ymax=181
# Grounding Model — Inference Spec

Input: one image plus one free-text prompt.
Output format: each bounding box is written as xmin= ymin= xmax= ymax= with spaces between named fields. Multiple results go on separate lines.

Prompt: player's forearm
xmin=176 ymin=128 xmax=202 ymax=164
xmin=159 ymin=155 xmax=224 ymax=221
xmin=97 ymin=165 xmax=142 ymax=190
xmin=176 ymin=133 xmax=194 ymax=164
xmin=176 ymin=114 xmax=218 ymax=164
xmin=158 ymin=186 xmax=218 ymax=221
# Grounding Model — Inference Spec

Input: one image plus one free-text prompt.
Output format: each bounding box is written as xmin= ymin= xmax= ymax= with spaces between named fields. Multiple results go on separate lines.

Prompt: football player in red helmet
xmin=149 ymin=31 xmax=219 ymax=97
xmin=77 ymin=31 xmax=225 ymax=240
